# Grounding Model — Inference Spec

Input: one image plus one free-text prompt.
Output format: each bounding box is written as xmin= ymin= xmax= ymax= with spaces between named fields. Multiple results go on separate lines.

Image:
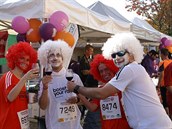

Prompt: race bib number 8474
xmin=100 ymin=96 xmax=121 ymax=120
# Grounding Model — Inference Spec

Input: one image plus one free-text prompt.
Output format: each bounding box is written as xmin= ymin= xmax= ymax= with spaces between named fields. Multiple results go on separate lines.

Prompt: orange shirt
xmin=0 ymin=71 xmax=28 ymax=129
xmin=164 ymin=62 xmax=172 ymax=115
xmin=91 ymin=92 xmax=131 ymax=129
xmin=164 ymin=62 xmax=172 ymax=86
xmin=159 ymin=60 xmax=172 ymax=86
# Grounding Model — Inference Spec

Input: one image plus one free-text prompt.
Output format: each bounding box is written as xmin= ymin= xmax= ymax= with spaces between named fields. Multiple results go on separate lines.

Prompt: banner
xmin=64 ymin=23 xmax=79 ymax=68
xmin=0 ymin=31 xmax=8 ymax=58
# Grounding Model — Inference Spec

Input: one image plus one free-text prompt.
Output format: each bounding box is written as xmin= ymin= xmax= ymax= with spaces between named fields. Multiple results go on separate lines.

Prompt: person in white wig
xmin=38 ymin=40 xmax=83 ymax=129
xmin=67 ymin=32 xmax=172 ymax=129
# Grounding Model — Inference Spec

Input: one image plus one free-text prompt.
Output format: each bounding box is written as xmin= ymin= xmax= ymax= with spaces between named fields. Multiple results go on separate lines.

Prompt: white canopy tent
xmin=0 ymin=0 xmax=132 ymax=45
xmin=0 ymin=0 xmax=131 ymax=117
xmin=88 ymin=1 xmax=162 ymax=42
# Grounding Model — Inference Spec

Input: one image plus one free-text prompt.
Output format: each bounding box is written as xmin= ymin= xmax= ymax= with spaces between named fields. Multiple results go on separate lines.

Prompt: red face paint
xmin=15 ymin=55 xmax=30 ymax=73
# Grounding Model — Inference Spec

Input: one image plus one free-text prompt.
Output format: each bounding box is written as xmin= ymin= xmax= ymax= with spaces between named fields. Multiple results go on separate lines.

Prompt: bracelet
xmin=73 ymin=85 xmax=80 ymax=94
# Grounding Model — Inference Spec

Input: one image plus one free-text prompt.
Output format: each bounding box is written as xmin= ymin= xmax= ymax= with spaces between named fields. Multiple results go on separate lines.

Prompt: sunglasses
xmin=111 ymin=50 xmax=128 ymax=58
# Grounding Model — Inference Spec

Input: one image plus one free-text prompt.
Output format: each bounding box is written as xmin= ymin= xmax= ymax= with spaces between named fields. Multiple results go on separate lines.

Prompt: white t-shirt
xmin=109 ymin=62 xmax=172 ymax=129
xmin=39 ymin=67 xmax=83 ymax=129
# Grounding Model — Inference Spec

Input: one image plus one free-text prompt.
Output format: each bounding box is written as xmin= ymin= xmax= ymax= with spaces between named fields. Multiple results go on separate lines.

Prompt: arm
xmin=157 ymin=72 xmax=163 ymax=87
xmin=39 ymin=75 xmax=52 ymax=110
xmin=78 ymin=94 xmax=98 ymax=112
xmin=39 ymin=89 xmax=49 ymax=110
xmin=7 ymin=69 xmax=39 ymax=102
xmin=67 ymin=81 xmax=119 ymax=99
xmin=157 ymin=63 xmax=164 ymax=87
xmin=166 ymin=86 xmax=172 ymax=94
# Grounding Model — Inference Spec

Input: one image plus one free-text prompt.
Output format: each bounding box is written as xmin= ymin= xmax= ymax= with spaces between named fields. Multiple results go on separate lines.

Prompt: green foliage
xmin=126 ymin=0 xmax=172 ymax=36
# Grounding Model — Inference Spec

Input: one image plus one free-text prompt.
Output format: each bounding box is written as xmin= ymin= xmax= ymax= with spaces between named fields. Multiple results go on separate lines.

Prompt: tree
xmin=125 ymin=0 xmax=172 ymax=36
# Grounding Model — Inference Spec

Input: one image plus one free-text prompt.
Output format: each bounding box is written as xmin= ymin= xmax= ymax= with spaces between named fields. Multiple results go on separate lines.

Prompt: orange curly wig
xmin=6 ymin=42 xmax=37 ymax=72
xmin=90 ymin=54 xmax=119 ymax=83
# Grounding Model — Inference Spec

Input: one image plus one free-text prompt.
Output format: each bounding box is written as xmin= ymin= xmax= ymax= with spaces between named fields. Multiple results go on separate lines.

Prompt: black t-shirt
xmin=79 ymin=55 xmax=98 ymax=87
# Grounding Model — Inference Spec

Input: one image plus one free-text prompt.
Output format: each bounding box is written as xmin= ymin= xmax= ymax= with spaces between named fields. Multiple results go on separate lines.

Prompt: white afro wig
xmin=38 ymin=40 xmax=72 ymax=68
xmin=102 ymin=32 xmax=144 ymax=63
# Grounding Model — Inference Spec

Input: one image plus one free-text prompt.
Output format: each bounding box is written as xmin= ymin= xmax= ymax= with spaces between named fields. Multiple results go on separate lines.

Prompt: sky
xmin=75 ymin=0 xmax=141 ymax=20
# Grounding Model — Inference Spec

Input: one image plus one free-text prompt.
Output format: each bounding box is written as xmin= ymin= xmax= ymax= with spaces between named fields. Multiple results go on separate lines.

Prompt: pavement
xmin=30 ymin=119 xmax=38 ymax=129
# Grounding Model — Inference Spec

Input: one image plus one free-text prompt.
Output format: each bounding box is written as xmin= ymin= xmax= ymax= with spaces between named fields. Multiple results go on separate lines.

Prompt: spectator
xmin=0 ymin=42 xmax=38 ymax=129
xmin=157 ymin=48 xmax=172 ymax=115
xmin=164 ymin=58 xmax=172 ymax=119
xmin=79 ymin=44 xmax=98 ymax=87
xmin=141 ymin=49 xmax=158 ymax=77
xmin=69 ymin=59 xmax=81 ymax=75
xmin=38 ymin=40 xmax=83 ymax=129
xmin=67 ymin=32 xmax=172 ymax=129
xmin=79 ymin=44 xmax=99 ymax=123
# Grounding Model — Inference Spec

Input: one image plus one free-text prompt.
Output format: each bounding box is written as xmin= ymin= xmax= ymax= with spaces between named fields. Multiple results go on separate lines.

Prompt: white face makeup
xmin=48 ymin=51 xmax=63 ymax=68
xmin=113 ymin=52 xmax=129 ymax=68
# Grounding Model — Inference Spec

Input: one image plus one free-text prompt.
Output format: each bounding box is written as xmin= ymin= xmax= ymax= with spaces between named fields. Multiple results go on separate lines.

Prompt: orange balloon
xmin=166 ymin=45 xmax=172 ymax=53
xmin=28 ymin=18 xmax=42 ymax=29
xmin=54 ymin=31 xmax=75 ymax=47
xmin=26 ymin=28 xmax=41 ymax=43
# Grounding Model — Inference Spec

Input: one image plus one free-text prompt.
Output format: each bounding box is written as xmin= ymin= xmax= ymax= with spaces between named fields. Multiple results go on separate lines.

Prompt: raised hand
xmin=42 ymin=75 xmax=52 ymax=90
xmin=67 ymin=81 xmax=76 ymax=92
xmin=23 ymin=68 xmax=39 ymax=81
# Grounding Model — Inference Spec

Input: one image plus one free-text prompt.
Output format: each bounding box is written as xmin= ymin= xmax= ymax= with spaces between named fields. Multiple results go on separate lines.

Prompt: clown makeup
xmin=98 ymin=63 xmax=114 ymax=82
xmin=16 ymin=55 xmax=30 ymax=73
xmin=111 ymin=50 xmax=129 ymax=68
xmin=47 ymin=51 xmax=63 ymax=68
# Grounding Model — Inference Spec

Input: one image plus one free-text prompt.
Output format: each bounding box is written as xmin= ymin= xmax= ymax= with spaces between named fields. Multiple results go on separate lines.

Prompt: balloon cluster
xmin=12 ymin=11 xmax=75 ymax=47
xmin=159 ymin=37 xmax=172 ymax=53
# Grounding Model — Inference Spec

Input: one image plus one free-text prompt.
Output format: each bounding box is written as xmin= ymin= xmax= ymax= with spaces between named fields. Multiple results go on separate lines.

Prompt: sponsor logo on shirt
xmin=53 ymin=86 xmax=70 ymax=98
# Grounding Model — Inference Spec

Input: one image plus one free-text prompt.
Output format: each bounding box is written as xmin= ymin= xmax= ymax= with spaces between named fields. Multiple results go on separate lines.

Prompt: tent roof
xmin=88 ymin=1 xmax=130 ymax=23
xmin=0 ymin=0 xmax=134 ymax=47
xmin=0 ymin=1 xmax=130 ymax=34
xmin=88 ymin=1 xmax=161 ymax=42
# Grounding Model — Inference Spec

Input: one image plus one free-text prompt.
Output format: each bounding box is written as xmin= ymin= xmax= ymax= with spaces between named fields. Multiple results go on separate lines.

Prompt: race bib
xmin=57 ymin=103 xmax=77 ymax=122
xmin=17 ymin=109 xmax=29 ymax=129
xmin=100 ymin=96 xmax=121 ymax=120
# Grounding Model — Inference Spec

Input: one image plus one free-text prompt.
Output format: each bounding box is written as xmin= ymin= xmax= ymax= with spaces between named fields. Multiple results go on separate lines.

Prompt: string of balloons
xmin=12 ymin=11 xmax=75 ymax=47
xmin=159 ymin=37 xmax=172 ymax=53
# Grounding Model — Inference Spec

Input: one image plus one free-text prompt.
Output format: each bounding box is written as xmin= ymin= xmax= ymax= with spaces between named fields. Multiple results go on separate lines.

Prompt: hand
xmin=77 ymin=94 xmax=86 ymax=103
xmin=66 ymin=96 xmax=78 ymax=104
xmin=67 ymin=81 xmax=76 ymax=92
xmin=24 ymin=68 xmax=39 ymax=80
xmin=151 ymin=73 xmax=159 ymax=78
xmin=82 ymin=70 xmax=90 ymax=75
xmin=42 ymin=75 xmax=52 ymax=90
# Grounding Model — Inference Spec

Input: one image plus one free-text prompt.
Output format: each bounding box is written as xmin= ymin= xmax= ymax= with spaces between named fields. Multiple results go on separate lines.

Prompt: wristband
xmin=73 ymin=85 xmax=80 ymax=94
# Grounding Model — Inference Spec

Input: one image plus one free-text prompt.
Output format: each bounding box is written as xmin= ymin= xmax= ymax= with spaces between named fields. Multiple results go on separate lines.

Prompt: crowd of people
xmin=0 ymin=32 xmax=172 ymax=129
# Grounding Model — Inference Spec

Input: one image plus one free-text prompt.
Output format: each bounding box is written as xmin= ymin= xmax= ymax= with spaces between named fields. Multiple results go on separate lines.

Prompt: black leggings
xmin=160 ymin=86 xmax=168 ymax=108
